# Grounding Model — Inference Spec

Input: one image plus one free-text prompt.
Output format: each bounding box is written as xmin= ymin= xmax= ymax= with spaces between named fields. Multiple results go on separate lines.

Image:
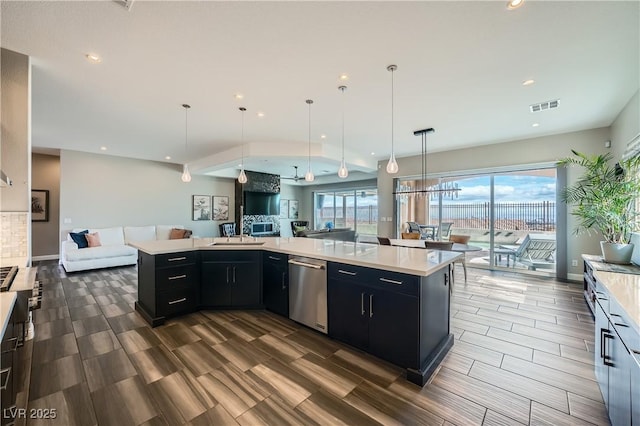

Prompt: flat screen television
xmin=243 ymin=191 xmax=280 ymax=215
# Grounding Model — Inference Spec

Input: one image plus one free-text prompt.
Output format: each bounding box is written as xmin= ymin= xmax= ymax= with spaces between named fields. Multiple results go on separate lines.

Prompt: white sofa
xmin=60 ymin=225 xmax=186 ymax=272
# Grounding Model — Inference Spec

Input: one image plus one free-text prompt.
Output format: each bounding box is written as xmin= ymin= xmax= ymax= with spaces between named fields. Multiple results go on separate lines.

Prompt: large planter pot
xmin=600 ymin=241 xmax=634 ymax=264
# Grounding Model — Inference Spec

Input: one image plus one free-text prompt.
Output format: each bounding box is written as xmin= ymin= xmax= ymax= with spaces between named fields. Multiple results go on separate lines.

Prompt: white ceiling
xmin=2 ymin=1 xmax=639 ymax=183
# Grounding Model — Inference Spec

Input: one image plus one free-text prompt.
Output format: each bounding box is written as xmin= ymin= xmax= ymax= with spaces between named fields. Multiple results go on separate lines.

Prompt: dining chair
xmin=425 ymin=240 xmax=467 ymax=284
xmin=401 ymin=232 xmax=421 ymax=240
xmin=449 ymin=234 xmax=470 ymax=244
xmin=377 ymin=236 xmax=391 ymax=245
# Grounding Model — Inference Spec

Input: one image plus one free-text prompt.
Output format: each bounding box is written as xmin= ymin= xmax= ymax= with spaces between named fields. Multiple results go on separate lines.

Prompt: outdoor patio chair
xmin=439 ymin=222 xmax=454 ymax=240
xmin=501 ymin=233 xmax=556 ymax=270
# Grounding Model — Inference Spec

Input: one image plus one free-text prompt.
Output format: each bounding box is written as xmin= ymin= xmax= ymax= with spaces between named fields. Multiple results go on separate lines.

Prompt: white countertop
xmin=0 ymin=292 xmax=17 ymax=339
xmin=130 ymin=237 xmax=462 ymax=276
xmin=593 ymin=269 xmax=640 ymax=334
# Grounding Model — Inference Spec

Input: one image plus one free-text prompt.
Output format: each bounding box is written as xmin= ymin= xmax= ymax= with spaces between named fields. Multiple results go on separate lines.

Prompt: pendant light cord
xmin=240 ymin=107 xmax=246 ymax=167
xmin=341 ymin=87 xmax=345 ymax=161
xmin=308 ymin=101 xmax=312 ymax=169
xmin=391 ymin=67 xmax=394 ymax=156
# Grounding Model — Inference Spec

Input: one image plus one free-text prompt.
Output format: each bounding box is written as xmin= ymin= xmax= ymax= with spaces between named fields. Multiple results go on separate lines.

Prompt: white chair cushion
xmin=65 ymin=245 xmax=136 ymax=261
xmin=87 ymin=227 xmax=125 ymax=246
xmin=124 ymin=226 xmax=156 ymax=244
xmin=156 ymin=225 xmax=183 ymax=240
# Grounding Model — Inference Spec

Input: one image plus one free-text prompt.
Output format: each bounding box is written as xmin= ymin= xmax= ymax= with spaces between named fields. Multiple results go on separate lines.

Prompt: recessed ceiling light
xmin=522 ymin=79 xmax=535 ymax=86
xmin=100 ymin=146 xmax=107 ymax=151
xmin=532 ymin=123 xmax=540 ymax=127
xmin=507 ymin=0 xmax=524 ymax=10
xmin=339 ymin=74 xmax=349 ymax=81
xmin=85 ymin=53 xmax=102 ymax=64
xmin=257 ymin=112 xmax=265 ymax=118
xmin=165 ymin=156 xmax=171 ymax=160
xmin=370 ymin=152 xmax=376 ymax=156
xmin=320 ymin=134 xmax=327 ymax=139
xmin=238 ymin=163 xmax=242 ymax=167
xmin=234 ymin=93 xmax=244 ymax=100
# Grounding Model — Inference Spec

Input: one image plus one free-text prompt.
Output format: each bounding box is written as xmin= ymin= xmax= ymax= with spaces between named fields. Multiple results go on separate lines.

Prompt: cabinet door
xmin=595 ymin=299 xmax=610 ymax=406
xmin=328 ymin=278 xmax=369 ymax=351
xmin=368 ymin=288 xmax=419 ymax=368
xmin=263 ymin=253 xmax=288 ymax=316
xmin=231 ymin=261 xmax=261 ymax=306
xmin=608 ymin=328 xmax=631 ymax=426
xmin=201 ymin=261 xmax=231 ymax=306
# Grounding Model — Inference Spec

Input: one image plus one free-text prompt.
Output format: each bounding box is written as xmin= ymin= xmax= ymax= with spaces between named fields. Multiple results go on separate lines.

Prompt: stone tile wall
xmin=0 ymin=212 xmax=28 ymax=258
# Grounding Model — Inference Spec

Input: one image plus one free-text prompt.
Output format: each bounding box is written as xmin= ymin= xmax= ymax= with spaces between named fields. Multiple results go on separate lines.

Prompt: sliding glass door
xmin=397 ymin=166 xmax=557 ymax=277
xmin=314 ymin=188 xmax=378 ymax=241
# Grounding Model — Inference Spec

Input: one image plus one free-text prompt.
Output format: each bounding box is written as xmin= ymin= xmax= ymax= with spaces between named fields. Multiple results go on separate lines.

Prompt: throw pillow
xmin=183 ymin=229 xmax=193 ymax=238
xmin=169 ymin=228 xmax=186 ymax=239
xmin=69 ymin=230 xmax=89 ymax=249
xmin=85 ymin=232 xmax=102 ymax=247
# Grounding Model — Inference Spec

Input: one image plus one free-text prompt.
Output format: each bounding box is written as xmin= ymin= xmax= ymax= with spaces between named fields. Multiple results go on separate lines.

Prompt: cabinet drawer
xmin=155 ymin=251 xmax=197 ymax=268
xmin=156 ymin=264 xmax=198 ymax=291
xmin=157 ymin=285 xmax=197 ymax=317
xmin=609 ymin=297 xmax=640 ymax=353
xmin=202 ymin=250 xmax=260 ymax=263
xmin=263 ymin=251 xmax=288 ymax=266
xmin=328 ymin=262 xmax=419 ymax=296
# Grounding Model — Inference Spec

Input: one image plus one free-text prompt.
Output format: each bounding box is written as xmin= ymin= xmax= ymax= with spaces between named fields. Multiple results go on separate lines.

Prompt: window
xmin=314 ymin=188 xmax=378 ymax=240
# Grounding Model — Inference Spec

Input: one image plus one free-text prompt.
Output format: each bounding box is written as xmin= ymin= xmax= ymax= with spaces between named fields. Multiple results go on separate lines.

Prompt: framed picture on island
xmin=280 ymin=199 xmax=289 ymax=218
xmin=288 ymin=200 xmax=299 ymax=219
xmin=192 ymin=195 xmax=211 ymax=221
xmin=212 ymin=196 xmax=229 ymax=221
xmin=31 ymin=189 xmax=49 ymax=222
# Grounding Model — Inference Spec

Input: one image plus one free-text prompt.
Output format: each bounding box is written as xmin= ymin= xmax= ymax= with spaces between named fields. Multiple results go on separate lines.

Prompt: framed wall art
xmin=212 ymin=196 xmax=229 ymax=221
xmin=288 ymin=200 xmax=299 ymax=219
xmin=280 ymin=199 xmax=289 ymax=218
xmin=31 ymin=189 xmax=49 ymax=222
xmin=192 ymin=195 xmax=211 ymax=221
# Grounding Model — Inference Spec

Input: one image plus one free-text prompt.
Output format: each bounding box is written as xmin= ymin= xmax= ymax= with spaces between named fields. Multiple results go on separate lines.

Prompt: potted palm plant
xmin=558 ymin=150 xmax=640 ymax=264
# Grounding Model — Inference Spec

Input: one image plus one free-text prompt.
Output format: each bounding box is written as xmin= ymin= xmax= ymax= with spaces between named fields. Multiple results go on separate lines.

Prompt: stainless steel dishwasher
xmin=288 ymin=256 xmax=328 ymax=334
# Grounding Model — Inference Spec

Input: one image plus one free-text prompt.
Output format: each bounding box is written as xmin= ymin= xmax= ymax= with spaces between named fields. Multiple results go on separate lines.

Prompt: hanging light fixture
xmin=305 ymin=99 xmax=315 ymax=182
xmin=392 ymin=127 xmax=461 ymax=198
xmin=386 ymin=64 xmax=399 ymax=174
xmin=337 ymin=85 xmax=349 ymax=179
xmin=237 ymin=107 xmax=248 ymax=184
xmin=180 ymin=104 xmax=192 ymax=183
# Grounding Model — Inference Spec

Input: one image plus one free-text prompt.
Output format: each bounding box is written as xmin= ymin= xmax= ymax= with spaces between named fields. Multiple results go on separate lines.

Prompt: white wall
xmin=377 ymin=127 xmax=611 ymax=279
xmin=611 ymin=89 xmax=640 ymax=159
xmin=60 ymin=150 xmax=236 ymax=241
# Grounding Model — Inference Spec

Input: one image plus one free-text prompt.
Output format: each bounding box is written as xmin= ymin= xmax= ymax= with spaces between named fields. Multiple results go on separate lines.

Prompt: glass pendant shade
xmin=305 ymin=168 xmax=315 ymax=182
xmin=238 ymin=168 xmax=247 ymax=184
xmin=181 ymin=164 xmax=192 ymax=182
xmin=386 ymin=153 xmax=399 ymax=174
xmin=338 ymin=160 xmax=349 ymax=178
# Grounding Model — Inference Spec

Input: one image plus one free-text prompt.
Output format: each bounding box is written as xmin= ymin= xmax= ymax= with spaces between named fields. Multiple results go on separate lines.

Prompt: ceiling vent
xmin=530 ymin=99 xmax=559 ymax=113
xmin=114 ymin=0 xmax=134 ymax=11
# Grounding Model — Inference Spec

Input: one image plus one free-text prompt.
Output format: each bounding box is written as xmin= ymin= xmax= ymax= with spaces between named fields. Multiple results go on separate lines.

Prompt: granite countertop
xmin=0 ymin=292 xmax=17 ymax=339
xmin=592 ymin=269 xmax=640 ymax=336
xmin=129 ymin=237 xmax=462 ymax=277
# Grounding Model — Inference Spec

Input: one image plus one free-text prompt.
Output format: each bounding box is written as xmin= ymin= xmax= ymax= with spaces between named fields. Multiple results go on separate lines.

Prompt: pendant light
xmin=386 ymin=65 xmax=399 ymax=174
xmin=337 ymin=85 xmax=349 ymax=179
xmin=180 ymin=104 xmax=192 ymax=182
xmin=305 ymin=99 xmax=315 ymax=182
xmin=237 ymin=107 xmax=248 ymax=184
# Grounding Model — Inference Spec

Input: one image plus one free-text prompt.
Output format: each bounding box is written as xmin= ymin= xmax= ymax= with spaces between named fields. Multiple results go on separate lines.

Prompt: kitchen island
xmin=131 ymin=237 xmax=462 ymax=386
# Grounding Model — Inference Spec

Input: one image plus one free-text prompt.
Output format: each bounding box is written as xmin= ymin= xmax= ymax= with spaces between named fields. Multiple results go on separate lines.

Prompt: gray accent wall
xmin=59 ymin=150 xmax=236 ymax=242
xmin=32 ymin=153 xmax=60 ymax=258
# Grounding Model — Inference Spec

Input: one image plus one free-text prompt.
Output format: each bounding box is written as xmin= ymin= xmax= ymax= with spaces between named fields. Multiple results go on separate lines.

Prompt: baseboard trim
xmin=567 ymin=272 xmax=582 ymax=282
xmin=32 ymin=254 xmax=60 ymax=262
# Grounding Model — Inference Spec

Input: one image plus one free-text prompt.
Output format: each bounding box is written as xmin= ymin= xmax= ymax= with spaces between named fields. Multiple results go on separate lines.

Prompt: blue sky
xmin=448 ymin=174 xmax=556 ymax=204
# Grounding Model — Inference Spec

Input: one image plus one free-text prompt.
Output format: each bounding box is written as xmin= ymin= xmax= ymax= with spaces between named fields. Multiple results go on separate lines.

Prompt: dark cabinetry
xmin=587 ymin=259 xmax=639 ymax=426
xmin=631 ymin=353 xmax=640 ymax=425
xmin=262 ymin=251 xmax=288 ymax=316
xmin=328 ymin=262 xmax=451 ymax=381
xmin=201 ymin=251 xmax=261 ymax=308
xmin=135 ymin=251 xmax=199 ymax=326
xmin=1 ymin=300 xmax=19 ymax=425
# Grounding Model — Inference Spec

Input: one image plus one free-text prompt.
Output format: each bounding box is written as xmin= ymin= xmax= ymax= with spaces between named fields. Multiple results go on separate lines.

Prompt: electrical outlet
xmin=64 ymin=218 xmax=72 ymax=224
xmin=571 ymin=259 xmax=578 ymax=267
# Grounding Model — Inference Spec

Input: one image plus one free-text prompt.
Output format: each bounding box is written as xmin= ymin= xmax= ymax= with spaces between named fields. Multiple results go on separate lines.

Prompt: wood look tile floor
xmin=23 ymin=261 xmax=610 ymax=425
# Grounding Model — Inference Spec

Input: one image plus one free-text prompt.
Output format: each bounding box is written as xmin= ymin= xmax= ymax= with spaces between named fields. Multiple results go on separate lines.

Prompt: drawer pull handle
xmin=338 ymin=269 xmax=357 ymax=276
xmin=614 ymin=322 xmax=629 ymax=328
xmin=269 ymin=256 xmax=281 ymax=261
xmin=1 ymin=337 xmax=18 ymax=354
xmin=282 ymin=272 xmax=286 ymax=290
xmin=168 ymin=274 xmax=187 ymax=280
xmin=168 ymin=257 xmax=187 ymax=262
xmin=379 ymin=277 xmax=403 ymax=285
xmin=0 ymin=367 xmax=11 ymax=391
xmin=369 ymin=294 xmax=374 ymax=318
xmin=168 ymin=297 xmax=187 ymax=305
xmin=361 ymin=293 xmax=365 ymax=316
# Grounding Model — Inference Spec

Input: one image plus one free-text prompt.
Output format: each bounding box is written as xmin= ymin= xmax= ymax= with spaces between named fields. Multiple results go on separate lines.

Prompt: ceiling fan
xmin=282 ymin=166 xmax=304 ymax=182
